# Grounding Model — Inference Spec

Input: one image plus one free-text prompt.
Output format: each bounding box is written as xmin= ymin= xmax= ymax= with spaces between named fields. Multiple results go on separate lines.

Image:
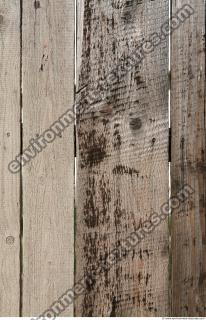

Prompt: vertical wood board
xmin=22 ymin=0 xmax=74 ymax=316
xmin=0 ymin=0 xmax=20 ymax=315
xmin=76 ymin=0 xmax=169 ymax=316
xmin=171 ymin=0 xmax=206 ymax=316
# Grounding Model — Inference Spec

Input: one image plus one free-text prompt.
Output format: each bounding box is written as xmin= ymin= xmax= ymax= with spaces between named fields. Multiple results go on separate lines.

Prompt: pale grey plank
xmin=0 ymin=0 xmax=20 ymax=315
xmin=22 ymin=0 xmax=74 ymax=315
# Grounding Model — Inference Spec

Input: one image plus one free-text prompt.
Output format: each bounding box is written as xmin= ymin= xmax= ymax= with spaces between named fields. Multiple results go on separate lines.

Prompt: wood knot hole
xmin=130 ymin=118 xmax=142 ymax=130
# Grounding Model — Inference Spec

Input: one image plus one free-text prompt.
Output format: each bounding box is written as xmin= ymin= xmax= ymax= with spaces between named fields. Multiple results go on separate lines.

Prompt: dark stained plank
xmin=76 ymin=0 xmax=169 ymax=316
xmin=171 ymin=0 xmax=206 ymax=316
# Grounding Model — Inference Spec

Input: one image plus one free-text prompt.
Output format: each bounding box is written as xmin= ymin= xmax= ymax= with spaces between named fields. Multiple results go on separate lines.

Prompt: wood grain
xmin=171 ymin=0 xmax=206 ymax=316
xmin=0 ymin=0 xmax=20 ymax=315
xmin=22 ymin=0 xmax=74 ymax=316
xmin=76 ymin=0 xmax=169 ymax=316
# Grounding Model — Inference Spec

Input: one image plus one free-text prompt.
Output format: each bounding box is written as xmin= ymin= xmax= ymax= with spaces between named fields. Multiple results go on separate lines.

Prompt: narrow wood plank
xmin=76 ymin=0 xmax=169 ymax=316
xmin=171 ymin=0 xmax=206 ymax=316
xmin=0 ymin=0 xmax=20 ymax=315
xmin=22 ymin=0 xmax=74 ymax=315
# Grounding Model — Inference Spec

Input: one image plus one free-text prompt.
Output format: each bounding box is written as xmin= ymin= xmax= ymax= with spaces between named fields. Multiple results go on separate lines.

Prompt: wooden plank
xmin=76 ymin=0 xmax=169 ymax=316
xmin=22 ymin=0 xmax=74 ymax=316
xmin=0 ymin=0 xmax=20 ymax=315
xmin=171 ymin=0 xmax=206 ymax=316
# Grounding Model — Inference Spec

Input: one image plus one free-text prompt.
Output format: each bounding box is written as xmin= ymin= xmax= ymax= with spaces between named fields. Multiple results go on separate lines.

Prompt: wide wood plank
xmin=171 ymin=0 xmax=206 ymax=316
xmin=76 ymin=0 xmax=169 ymax=316
xmin=22 ymin=0 xmax=74 ymax=315
xmin=0 ymin=0 xmax=20 ymax=315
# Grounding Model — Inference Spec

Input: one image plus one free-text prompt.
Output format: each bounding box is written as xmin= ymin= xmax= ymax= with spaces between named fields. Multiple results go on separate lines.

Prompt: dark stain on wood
xmin=86 ymin=144 xmax=107 ymax=167
xmin=79 ymin=128 xmax=107 ymax=168
xmin=0 ymin=15 xmax=4 ymax=26
xmin=113 ymin=129 xmax=122 ymax=150
xmin=114 ymin=195 xmax=124 ymax=227
xmin=113 ymin=165 xmax=139 ymax=177
xmin=84 ymin=174 xmax=111 ymax=228
xmin=39 ymin=54 xmax=48 ymax=72
xmin=199 ymin=273 xmax=206 ymax=286
xmin=111 ymin=0 xmax=125 ymax=10
xmin=34 ymin=0 xmax=41 ymax=9
xmin=110 ymin=296 xmax=117 ymax=316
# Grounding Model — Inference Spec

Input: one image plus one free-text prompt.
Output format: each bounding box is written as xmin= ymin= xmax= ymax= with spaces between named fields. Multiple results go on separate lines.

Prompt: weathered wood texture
xmin=22 ymin=0 xmax=74 ymax=316
xmin=76 ymin=0 xmax=169 ymax=316
xmin=0 ymin=0 xmax=20 ymax=315
xmin=171 ymin=0 xmax=206 ymax=316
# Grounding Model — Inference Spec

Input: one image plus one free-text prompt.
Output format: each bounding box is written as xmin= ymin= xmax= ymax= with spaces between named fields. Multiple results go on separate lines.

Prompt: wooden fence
xmin=0 ymin=0 xmax=205 ymax=316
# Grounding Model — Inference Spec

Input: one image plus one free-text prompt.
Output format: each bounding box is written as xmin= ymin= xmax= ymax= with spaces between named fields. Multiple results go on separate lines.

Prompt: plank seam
xmin=19 ymin=0 xmax=23 ymax=316
xmin=168 ymin=128 xmax=171 ymax=163
xmin=74 ymin=0 xmax=77 ymax=315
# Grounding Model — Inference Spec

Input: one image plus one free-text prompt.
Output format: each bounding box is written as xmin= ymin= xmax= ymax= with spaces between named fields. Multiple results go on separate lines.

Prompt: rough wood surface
xmin=0 ymin=0 xmax=20 ymax=315
xmin=171 ymin=0 xmax=206 ymax=316
xmin=22 ymin=0 xmax=74 ymax=315
xmin=76 ymin=0 xmax=169 ymax=316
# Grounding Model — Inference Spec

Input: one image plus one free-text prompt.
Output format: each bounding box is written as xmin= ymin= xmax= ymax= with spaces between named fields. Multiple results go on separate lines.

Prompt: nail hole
xmin=6 ymin=236 xmax=15 ymax=245
xmin=152 ymin=138 xmax=156 ymax=144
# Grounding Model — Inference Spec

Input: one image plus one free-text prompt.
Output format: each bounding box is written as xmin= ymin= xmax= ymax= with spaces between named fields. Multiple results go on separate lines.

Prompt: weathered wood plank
xmin=76 ymin=0 xmax=169 ymax=316
xmin=171 ymin=0 xmax=206 ymax=316
xmin=0 ymin=0 xmax=20 ymax=315
xmin=22 ymin=0 xmax=74 ymax=315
